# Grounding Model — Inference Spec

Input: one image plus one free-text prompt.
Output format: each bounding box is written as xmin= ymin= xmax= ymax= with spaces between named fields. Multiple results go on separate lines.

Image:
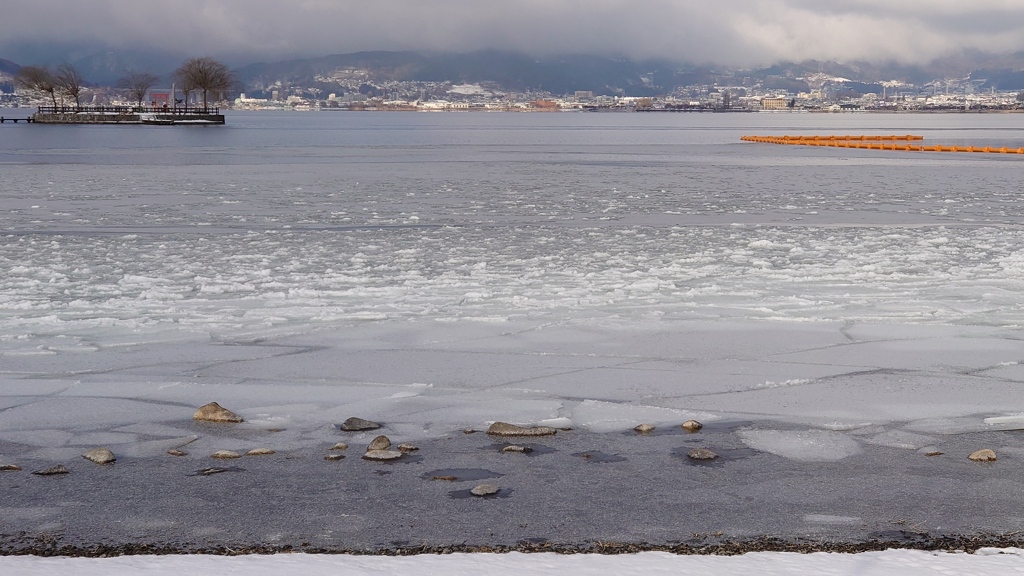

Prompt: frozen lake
xmin=2 ymin=111 xmax=1024 ymax=553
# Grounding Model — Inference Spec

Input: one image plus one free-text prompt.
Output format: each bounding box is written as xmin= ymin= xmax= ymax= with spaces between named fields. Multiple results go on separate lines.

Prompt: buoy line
xmin=741 ymin=135 xmax=1024 ymax=154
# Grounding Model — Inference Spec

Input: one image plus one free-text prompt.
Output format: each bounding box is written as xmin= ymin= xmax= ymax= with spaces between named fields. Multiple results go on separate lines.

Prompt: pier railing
xmin=35 ymin=105 xmax=221 ymax=115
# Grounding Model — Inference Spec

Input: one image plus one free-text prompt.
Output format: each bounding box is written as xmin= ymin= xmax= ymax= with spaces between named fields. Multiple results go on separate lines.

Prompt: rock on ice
xmin=193 ymin=402 xmax=244 ymax=423
xmin=486 ymin=422 xmax=557 ymax=437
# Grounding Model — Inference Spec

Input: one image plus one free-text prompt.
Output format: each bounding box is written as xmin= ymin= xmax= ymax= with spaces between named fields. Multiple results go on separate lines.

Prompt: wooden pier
xmin=27 ymin=105 xmax=224 ymax=125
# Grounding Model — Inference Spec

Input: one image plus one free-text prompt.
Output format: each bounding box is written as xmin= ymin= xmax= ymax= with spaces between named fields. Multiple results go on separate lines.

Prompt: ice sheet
xmin=5 ymin=113 xmax=1024 ymax=554
xmin=3 ymin=321 xmax=1024 ymax=456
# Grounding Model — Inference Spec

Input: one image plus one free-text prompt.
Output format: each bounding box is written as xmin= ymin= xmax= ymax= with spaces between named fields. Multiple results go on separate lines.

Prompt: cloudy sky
xmin=4 ymin=0 xmax=1024 ymax=66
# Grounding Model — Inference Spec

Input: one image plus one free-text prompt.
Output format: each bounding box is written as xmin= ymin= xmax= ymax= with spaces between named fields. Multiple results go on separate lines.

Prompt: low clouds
xmin=4 ymin=0 xmax=1024 ymax=65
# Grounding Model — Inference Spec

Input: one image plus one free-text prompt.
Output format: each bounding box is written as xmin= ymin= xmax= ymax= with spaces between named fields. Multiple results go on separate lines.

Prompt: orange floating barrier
xmin=740 ymin=135 xmax=1022 ymax=156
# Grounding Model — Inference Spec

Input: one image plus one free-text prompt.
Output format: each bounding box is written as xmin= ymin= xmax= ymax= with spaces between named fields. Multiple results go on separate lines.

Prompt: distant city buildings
xmin=4 ymin=65 xmax=1024 ymax=112
xmin=760 ymin=96 xmax=789 ymax=110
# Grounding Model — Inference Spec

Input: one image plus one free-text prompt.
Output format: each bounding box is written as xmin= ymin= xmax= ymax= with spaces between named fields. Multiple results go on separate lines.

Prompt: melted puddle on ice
xmin=188 ymin=466 xmax=246 ymax=476
xmin=362 ymin=454 xmax=425 ymax=465
xmin=482 ymin=443 xmax=558 ymax=456
xmin=571 ymin=451 xmax=627 ymax=463
xmin=420 ymin=468 xmax=504 ymax=482
xmin=448 ymin=487 xmax=514 ymax=500
xmin=670 ymin=447 xmax=758 ymax=467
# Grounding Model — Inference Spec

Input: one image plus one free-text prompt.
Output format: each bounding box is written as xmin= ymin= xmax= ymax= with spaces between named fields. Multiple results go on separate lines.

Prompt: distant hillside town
xmin=3 ymin=50 xmax=1024 ymax=113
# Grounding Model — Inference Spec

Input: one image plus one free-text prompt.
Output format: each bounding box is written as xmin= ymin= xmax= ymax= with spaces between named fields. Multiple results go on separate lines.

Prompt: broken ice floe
xmin=737 ymin=430 xmax=863 ymax=462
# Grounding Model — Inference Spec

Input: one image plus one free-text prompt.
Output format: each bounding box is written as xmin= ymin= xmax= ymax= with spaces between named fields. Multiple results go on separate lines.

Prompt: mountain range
xmin=4 ymin=47 xmax=1024 ymax=96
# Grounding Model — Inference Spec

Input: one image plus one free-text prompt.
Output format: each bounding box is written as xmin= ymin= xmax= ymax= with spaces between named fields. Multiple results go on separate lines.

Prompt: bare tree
xmin=15 ymin=65 xmax=58 ymax=107
xmin=118 ymin=70 xmax=160 ymax=107
xmin=175 ymin=57 xmax=233 ymax=111
xmin=54 ymin=63 xmax=85 ymax=107
xmin=176 ymin=70 xmax=195 ymax=110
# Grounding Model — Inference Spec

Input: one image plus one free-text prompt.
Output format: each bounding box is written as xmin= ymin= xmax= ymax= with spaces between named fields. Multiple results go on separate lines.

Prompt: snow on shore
xmin=3 ymin=549 xmax=1024 ymax=576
